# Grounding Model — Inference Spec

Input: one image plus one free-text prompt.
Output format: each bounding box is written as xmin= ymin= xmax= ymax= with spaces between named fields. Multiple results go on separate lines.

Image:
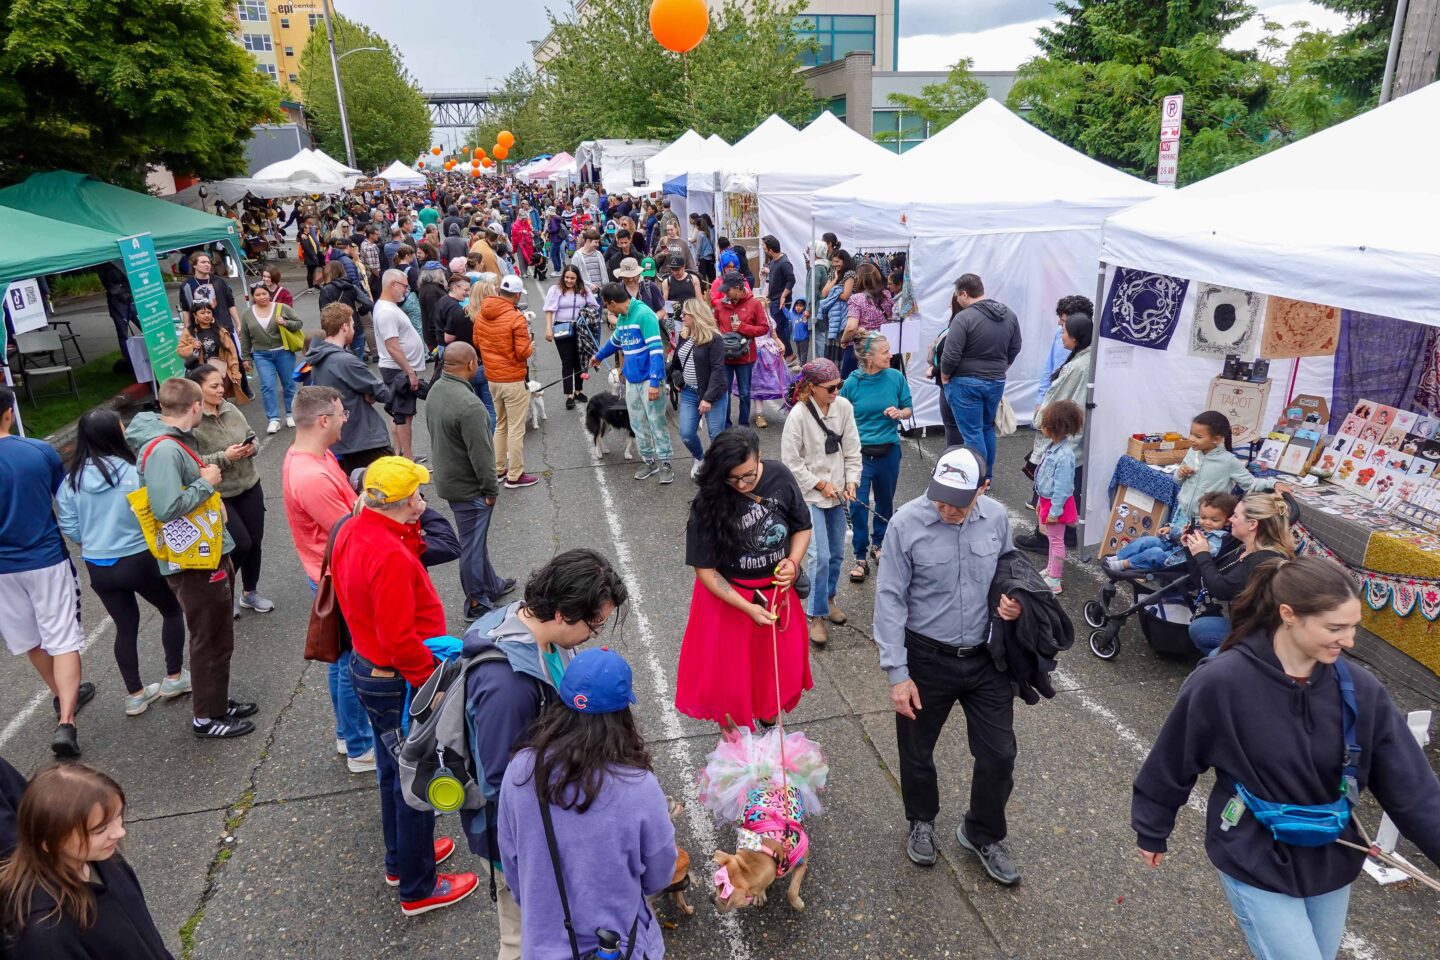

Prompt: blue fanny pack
xmin=1227 ymin=659 xmax=1361 ymax=848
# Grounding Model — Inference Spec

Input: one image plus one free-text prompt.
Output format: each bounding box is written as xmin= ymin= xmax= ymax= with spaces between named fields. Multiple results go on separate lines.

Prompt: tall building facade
xmin=232 ymin=1 xmax=326 ymax=98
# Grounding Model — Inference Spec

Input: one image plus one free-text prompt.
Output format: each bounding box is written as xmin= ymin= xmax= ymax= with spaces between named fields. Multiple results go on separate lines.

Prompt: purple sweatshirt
xmin=499 ymin=749 xmax=676 ymax=960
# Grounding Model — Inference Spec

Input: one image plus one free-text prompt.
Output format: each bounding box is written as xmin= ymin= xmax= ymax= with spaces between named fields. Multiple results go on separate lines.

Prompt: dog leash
xmin=528 ymin=370 xmax=592 ymax=395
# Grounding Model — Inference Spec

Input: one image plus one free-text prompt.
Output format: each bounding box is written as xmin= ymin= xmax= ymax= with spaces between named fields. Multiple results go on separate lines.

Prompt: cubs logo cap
xmin=927 ymin=445 xmax=987 ymax=509
xmin=559 ymin=648 xmax=636 ymax=715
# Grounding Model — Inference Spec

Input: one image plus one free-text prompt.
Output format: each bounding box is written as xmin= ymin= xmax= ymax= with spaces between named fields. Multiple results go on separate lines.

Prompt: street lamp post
xmin=320 ymin=0 xmax=383 ymax=170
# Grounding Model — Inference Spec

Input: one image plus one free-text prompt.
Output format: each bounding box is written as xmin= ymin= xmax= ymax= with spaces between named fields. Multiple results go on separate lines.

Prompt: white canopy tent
xmin=305 ymin=148 xmax=362 ymax=177
xmin=811 ymin=99 xmax=1161 ymax=427
xmin=574 ymin=139 xmax=666 ymax=196
xmin=170 ymin=148 xmax=359 ymax=206
xmin=376 ymin=159 xmax=425 ymax=189
xmin=644 ymin=130 xmax=708 ymax=187
xmin=1080 ymin=81 xmax=1440 ymax=551
xmin=680 ymin=138 xmax=735 ymax=227
xmin=715 ymin=115 xmax=804 ymax=256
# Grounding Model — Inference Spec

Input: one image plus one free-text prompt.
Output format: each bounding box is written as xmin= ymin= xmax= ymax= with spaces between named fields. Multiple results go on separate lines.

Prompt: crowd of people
xmin=0 ymin=169 xmax=1437 ymax=960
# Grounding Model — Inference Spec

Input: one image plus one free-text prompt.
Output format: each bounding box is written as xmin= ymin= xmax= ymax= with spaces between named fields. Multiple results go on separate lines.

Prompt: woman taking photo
xmin=0 ymin=764 xmax=174 ymax=959
xmin=56 ymin=411 xmax=188 ymax=717
xmin=1186 ymin=491 xmax=1296 ymax=656
xmin=543 ymin=266 xmax=596 ymax=410
xmin=780 ymin=359 xmax=861 ymax=648
xmin=1134 ymin=555 xmax=1440 ymax=960
xmin=838 ymin=263 xmax=893 ymax=378
xmin=175 ymin=304 xmax=247 ymax=402
xmin=238 ymin=282 xmax=303 ymax=435
xmin=498 ymin=649 xmax=676 ymax=960
xmin=672 ymin=298 xmax=728 ymax=474
xmin=840 ymin=331 xmax=912 ymax=582
xmin=676 ymin=428 xmax=812 ymax=730
xmin=186 ymin=366 xmax=272 ymax=616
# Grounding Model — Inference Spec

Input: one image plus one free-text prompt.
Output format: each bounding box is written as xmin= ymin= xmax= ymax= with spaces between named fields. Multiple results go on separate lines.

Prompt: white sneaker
xmin=335 ymin=737 xmax=347 ymax=756
xmin=1043 ymin=574 xmax=1064 ymax=594
xmin=285 ymin=414 xmax=295 ymax=428
xmin=691 ymin=459 xmax=703 ymax=478
xmin=124 ymin=683 xmax=163 ymax=717
xmin=347 ymin=749 xmax=377 ymax=774
xmin=266 ymin=419 xmax=281 ymax=434
xmin=159 ymin=669 xmax=191 ymax=698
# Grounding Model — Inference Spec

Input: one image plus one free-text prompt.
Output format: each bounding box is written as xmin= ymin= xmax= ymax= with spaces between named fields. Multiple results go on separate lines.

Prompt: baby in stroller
xmin=1103 ymin=492 xmax=1236 ymax=574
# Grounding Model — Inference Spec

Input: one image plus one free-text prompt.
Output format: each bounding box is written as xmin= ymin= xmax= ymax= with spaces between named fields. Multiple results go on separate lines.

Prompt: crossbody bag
xmin=538 ymin=793 xmax=642 ymax=960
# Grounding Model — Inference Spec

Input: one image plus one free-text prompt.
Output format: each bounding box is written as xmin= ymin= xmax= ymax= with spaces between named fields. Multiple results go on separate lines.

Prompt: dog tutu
xmin=697 ymin=727 xmax=828 ymax=823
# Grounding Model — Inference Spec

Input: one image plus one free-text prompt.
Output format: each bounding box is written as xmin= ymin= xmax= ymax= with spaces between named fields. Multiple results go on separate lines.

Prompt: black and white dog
xmin=585 ymin=393 xmax=637 ymax=461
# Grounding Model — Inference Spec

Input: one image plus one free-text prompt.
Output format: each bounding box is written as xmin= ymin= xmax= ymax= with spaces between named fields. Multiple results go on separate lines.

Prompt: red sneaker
xmin=400 ymin=871 xmax=479 ymax=916
xmin=385 ymin=836 xmax=456 ymax=886
xmin=504 ymin=473 xmax=540 ymax=489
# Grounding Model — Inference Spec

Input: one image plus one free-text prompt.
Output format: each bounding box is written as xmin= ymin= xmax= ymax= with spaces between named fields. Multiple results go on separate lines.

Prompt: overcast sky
xmin=342 ymin=0 xmax=1354 ymax=89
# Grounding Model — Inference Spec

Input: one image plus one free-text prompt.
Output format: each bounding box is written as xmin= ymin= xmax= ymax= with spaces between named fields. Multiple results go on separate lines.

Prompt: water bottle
xmin=590 ymin=928 xmax=623 ymax=959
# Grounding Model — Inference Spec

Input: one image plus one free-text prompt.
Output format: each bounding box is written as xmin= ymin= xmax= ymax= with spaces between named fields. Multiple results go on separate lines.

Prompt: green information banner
xmin=118 ymin=233 xmax=184 ymax=384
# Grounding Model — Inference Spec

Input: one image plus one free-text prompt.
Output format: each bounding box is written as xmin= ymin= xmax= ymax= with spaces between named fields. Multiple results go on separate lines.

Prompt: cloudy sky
xmin=341 ymin=0 xmax=1353 ymax=90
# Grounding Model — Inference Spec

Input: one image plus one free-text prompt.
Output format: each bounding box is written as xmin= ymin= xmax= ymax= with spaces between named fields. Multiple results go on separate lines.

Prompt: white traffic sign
xmin=1157 ymin=94 xmax=1183 ymax=188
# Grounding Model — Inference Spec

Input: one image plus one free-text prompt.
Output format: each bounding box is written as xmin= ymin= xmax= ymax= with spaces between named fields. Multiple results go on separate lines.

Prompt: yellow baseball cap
xmin=363 ymin=456 xmax=430 ymax=504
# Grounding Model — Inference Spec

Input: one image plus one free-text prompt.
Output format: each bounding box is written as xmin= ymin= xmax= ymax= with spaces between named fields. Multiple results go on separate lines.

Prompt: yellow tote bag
xmin=128 ymin=438 xmax=224 ymax=571
xmin=279 ymin=322 xmax=306 ymax=352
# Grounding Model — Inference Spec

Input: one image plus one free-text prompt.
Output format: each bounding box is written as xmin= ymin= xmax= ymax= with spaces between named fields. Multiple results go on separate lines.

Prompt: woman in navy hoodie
xmin=1133 ymin=556 xmax=1440 ymax=960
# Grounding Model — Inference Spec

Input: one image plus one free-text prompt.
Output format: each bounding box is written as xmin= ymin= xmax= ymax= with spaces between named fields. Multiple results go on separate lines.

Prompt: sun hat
xmin=613 ymin=258 xmax=643 ymax=279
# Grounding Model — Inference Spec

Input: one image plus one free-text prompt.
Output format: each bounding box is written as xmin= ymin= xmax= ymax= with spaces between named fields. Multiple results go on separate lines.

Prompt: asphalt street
xmin=2 ymin=267 xmax=1436 ymax=960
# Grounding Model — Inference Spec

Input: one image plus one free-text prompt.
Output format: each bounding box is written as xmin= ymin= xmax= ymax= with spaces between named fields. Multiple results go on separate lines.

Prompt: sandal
xmin=869 ymin=545 xmax=882 ymax=562
xmin=849 ymin=558 xmax=869 ymax=582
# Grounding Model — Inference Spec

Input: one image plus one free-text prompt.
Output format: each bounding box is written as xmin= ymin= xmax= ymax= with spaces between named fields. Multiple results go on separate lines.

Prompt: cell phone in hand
xmin=243 ymin=432 xmax=257 ymax=447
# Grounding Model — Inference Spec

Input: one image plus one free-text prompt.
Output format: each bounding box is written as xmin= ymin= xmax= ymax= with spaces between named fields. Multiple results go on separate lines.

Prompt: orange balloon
xmin=492 ymin=144 xmax=509 ymax=161
xmin=471 ymin=158 xmax=481 ymax=168
xmin=497 ymin=130 xmax=515 ymax=148
xmin=471 ymin=168 xmax=480 ymax=177
xmin=430 ymin=146 xmax=441 ymax=155
xmin=649 ymin=0 xmax=707 ymax=53
xmin=475 ymin=146 xmax=487 ymax=159
xmin=417 ymin=161 xmax=425 ymax=168
xmin=481 ymin=157 xmax=493 ymax=168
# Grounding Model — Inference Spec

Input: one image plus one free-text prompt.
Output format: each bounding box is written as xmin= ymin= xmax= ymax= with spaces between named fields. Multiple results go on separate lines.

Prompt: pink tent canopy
xmin=522 ymin=151 xmax=574 ymax=182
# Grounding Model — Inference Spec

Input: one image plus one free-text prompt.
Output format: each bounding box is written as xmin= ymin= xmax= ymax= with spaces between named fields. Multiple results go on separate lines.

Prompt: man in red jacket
xmin=332 ymin=456 xmax=479 ymax=917
xmin=713 ymin=273 xmax=770 ymax=429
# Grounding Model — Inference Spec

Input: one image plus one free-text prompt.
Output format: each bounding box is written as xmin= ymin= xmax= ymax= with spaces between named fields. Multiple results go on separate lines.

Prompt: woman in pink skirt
xmin=676 ymin=427 xmax=813 ymax=730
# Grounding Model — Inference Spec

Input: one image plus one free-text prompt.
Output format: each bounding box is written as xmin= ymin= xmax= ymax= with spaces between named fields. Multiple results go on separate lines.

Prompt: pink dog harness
xmin=736 ymin=785 xmax=808 ymax=877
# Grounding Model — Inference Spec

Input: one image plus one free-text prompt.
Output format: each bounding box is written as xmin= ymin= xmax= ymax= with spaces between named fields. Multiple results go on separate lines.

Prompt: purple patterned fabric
xmin=1330 ymin=310 xmax=1433 ymax=431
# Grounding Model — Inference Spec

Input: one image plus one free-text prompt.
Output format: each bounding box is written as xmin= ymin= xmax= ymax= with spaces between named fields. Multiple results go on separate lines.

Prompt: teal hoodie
xmin=55 ymin=457 xmax=148 ymax=561
xmin=124 ymin=412 xmax=235 ymax=572
xmin=841 ymin=367 xmax=913 ymax=446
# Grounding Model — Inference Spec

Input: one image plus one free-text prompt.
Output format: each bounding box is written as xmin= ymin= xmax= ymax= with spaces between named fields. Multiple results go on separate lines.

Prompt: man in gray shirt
xmin=873 ymin=445 xmax=1023 ymax=887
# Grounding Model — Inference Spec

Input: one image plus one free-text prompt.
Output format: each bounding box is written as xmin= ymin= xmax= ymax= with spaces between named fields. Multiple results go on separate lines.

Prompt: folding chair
xmin=49 ymin=318 xmax=86 ymax=366
xmin=14 ymin=329 xmax=80 ymax=404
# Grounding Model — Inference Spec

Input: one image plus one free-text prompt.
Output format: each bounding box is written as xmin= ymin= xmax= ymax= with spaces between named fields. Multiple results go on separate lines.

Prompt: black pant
xmin=87 ymin=551 xmax=185 ymax=694
xmin=223 ymin=482 xmax=266 ymax=593
xmin=336 ymin=446 xmax=393 ymax=478
xmin=698 ymin=257 xmax=716 ymax=284
xmin=554 ymin=334 xmax=581 ymax=395
xmin=896 ymin=633 xmax=1016 ymax=846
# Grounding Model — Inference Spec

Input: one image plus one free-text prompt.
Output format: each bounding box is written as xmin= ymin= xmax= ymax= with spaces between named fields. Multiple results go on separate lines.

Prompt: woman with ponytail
xmin=1186 ymin=491 xmax=1296 ymax=655
xmin=1133 ymin=555 xmax=1440 ymax=960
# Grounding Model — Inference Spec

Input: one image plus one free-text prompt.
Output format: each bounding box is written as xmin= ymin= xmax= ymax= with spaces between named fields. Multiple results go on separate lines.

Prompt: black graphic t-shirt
xmin=685 ymin=460 xmax=812 ymax=582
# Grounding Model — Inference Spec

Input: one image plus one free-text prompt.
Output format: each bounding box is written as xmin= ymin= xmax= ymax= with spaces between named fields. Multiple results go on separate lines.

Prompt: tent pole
xmin=1077 ymin=260 xmax=1108 ymax=559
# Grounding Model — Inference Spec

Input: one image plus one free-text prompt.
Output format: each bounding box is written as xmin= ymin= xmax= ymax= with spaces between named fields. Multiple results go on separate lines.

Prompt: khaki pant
xmin=494 ymin=866 xmax=522 ymax=960
xmin=490 ymin=379 xmax=531 ymax=482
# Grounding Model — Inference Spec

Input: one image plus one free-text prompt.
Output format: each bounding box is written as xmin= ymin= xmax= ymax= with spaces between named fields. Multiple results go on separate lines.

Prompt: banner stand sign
xmin=118 ymin=234 xmax=185 ymax=388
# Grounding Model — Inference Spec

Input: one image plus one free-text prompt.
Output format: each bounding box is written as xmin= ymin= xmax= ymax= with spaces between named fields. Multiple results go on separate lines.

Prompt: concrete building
xmin=232 ymin=1 xmax=325 ymax=98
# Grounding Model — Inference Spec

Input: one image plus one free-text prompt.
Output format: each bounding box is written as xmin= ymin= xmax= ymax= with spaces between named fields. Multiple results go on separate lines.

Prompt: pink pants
xmin=1042 ymin=522 xmax=1067 ymax=578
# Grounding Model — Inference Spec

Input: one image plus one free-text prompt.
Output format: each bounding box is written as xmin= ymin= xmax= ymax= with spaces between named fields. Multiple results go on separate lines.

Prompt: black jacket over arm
xmin=986 ymin=550 xmax=1075 ymax=704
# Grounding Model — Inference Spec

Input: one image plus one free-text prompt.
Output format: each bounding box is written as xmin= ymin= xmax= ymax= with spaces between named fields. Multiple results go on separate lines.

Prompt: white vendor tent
xmin=811 ymin=98 xmax=1161 ymax=427
xmin=716 ymin=115 xmax=804 ymax=259
xmin=1080 ymin=81 xmax=1440 ymax=552
xmin=305 ymin=148 xmax=362 ymax=177
xmin=376 ymin=159 xmax=425 ymax=189
xmin=170 ymin=148 xmax=359 ymax=205
xmin=575 ymin=139 xmax=666 ymax=196
xmin=644 ymin=129 xmax=708 ymax=187
xmin=678 ymin=137 xmax=735 ymax=227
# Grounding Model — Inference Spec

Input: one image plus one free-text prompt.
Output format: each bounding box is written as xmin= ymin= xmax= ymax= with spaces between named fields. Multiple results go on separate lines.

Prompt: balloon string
xmin=683 ymin=52 xmax=699 ymax=124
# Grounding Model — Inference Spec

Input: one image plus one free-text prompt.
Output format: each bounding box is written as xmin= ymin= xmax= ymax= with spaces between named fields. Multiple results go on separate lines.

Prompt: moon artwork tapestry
xmin=1259 ymin=297 xmax=1341 ymax=359
xmin=1099 ymin=267 xmax=1189 ymax=351
xmin=1188 ymin=283 xmax=1264 ymax=359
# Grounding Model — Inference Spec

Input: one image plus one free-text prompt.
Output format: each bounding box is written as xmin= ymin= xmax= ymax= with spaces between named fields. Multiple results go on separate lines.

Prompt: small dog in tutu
xmin=699 ymin=726 xmax=828 ymax=912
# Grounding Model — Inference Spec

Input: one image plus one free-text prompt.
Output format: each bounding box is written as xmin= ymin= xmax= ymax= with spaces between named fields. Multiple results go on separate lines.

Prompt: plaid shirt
xmin=359 ymin=240 xmax=382 ymax=274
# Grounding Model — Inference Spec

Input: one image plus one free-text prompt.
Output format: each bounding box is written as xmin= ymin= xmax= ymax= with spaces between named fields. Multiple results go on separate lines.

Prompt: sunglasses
xmin=814 ymin=382 xmax=841 ymax=394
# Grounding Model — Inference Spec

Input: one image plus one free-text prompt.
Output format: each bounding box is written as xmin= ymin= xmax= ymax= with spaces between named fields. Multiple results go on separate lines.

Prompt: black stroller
xmin=1083 ymin=492 xmax=1302 ymax=661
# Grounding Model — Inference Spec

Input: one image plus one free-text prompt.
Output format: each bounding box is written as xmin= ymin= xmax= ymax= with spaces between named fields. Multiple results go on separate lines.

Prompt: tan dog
xmin=710 ymin=844 xmax=808 ymax=912
xmin=709 ymin=783 xmax=811 ymax=912
xmin=651 ymin=797 xmax=695 ymax=928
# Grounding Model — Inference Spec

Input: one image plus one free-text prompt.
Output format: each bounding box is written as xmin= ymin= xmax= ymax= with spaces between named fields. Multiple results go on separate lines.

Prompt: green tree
xmin=874 ymin=57 xmax=986 ymax=147
xmin=1310 ymin=0 xmax=1396 ymax=98
xmin=298 ymin=14 xmax=431 ymax=171
xmin=0 ymin=0 xmax=280 ymax=188
xmin=1010 ymin=2 xmax=1364 ymax=184
xmin=468 ymin=66 xmax=559 ymax=164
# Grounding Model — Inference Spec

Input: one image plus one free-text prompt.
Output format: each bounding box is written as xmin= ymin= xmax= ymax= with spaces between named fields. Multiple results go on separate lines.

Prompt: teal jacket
xmin=841 ymin=367 xmax=913 ymax=446
xmin=593 ymin=299 xmax=665 ymax=387
xmin=1173 ymin=445 xmax=1274 ymax=527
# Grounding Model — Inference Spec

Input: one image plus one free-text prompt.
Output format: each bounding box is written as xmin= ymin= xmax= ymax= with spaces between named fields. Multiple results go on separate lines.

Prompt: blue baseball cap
xmin=559 ymin=648 xmax=636 ymax=714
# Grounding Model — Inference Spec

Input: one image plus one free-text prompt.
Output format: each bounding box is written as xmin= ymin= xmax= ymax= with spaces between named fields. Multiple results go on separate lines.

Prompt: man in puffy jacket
xmin=713 ymin=274 xmax=770 ymax=429
xmin=939 ymin=273 xmax=1022 ymax=474
xmin=473 ymin=276 xmax=537 ymax=489
xmin=591 ymin=282 xmax=673 ymax=484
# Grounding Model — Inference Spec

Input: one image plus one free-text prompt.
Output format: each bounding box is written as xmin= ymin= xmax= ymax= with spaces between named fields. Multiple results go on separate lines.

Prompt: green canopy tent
xmin=0 ymin=171 xmax=241 ymax=256
xmin=0 ymin=207 xmax=124 ymax=287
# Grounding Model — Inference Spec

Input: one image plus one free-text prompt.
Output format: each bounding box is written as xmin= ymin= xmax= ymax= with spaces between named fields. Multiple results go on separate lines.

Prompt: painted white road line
xmin=0 ymin=614 xmax=114 ymax=751
xmin=579 ymin=421 xmax=754 ymax=960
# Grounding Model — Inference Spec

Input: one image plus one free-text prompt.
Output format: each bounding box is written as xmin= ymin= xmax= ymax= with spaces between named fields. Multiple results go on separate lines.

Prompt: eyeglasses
xmin=726 ymin=468 xmax=760 ymax=487
xmin=815 ymin=382 xmax=841 ymax=394
xmin=565 ymin=613 xmax=611 ymax=636
xmin=318 ymin=408 xmax=349 ymax=421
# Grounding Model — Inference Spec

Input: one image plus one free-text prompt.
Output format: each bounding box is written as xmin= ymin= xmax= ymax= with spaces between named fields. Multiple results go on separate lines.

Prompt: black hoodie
xmin=1132 ymin=630 xmax=1440 ymax=897
xmin=7 ymin=856 xmax=173 ymax=960
xmin=940 ymin=299 xmax=1022 ymax=381
xmin=303 ymin=340 xmax=392 ymax=456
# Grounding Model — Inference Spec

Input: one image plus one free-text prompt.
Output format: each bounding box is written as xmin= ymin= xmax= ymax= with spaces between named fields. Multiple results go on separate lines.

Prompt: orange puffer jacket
xmin=472 ymin=295 xmax=534 ymax=383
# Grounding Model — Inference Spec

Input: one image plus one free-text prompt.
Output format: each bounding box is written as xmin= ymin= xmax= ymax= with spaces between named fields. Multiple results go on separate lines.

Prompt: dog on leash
xmin=526 ymin=380 xmax=547 ymax=430
xmin=699 ymin=727 xmax=828 ymax=913
xmin=584 ymin=393 xmax=636 ymax=460
xmin=650 ymin=796 xmax=695 ymax=929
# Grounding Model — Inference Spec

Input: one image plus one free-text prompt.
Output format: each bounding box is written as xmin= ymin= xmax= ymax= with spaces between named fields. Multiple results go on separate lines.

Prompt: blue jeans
xmin=677 ymin=386 xmax=727 ymax=461
xmin=349 ymin=655 xmax=436 ymax=902
xmin=805 ymin=504 xmax=848 ymax=619
xmin=723 ymin=362 xmax=754 ymax=427
xmin=252 ymin=348 xmax=297 ymax=421
xmin=850 ymin=442 xmax=900 ymax=557
xmin=1190 ymin=614 xmax=1230 ymax=656
xmin=549 ymin=241 xmax=565 ymax=273
xmin=309 ymin=579 xmax=373 ymax=759
xmin=944 ymin=376 xmax=1006 ymax=473
xmin=1117 ymin=535 xmax=1184 ymax=571
xmin=1218 ymin=871 xmax=1351 ymax=960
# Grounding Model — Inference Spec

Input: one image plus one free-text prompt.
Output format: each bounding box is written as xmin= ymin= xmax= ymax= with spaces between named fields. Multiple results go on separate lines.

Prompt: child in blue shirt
xmin=789 ymin=299 xmax=810 ymax=363
xmin=1105 ymin=491 xmax=1237 ymax=573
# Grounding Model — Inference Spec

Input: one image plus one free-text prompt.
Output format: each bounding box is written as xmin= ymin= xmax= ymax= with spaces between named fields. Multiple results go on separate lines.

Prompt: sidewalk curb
xmin=44 ymin=381 xmax=153 ymax=459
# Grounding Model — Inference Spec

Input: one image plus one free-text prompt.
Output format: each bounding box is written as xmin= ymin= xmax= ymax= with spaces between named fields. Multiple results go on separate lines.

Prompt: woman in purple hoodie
xmin=1133 ymin=556 xmax=1440 ymax=960
xmin=499 ymin=649 xmax=676 ymax=960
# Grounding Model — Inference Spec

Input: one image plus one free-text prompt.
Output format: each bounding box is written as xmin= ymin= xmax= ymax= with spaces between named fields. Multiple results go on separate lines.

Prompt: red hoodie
xmin=332 ymin=508 xmax=445 ymax=687
xmin=713 ymin=289 xmax=769 ymax=365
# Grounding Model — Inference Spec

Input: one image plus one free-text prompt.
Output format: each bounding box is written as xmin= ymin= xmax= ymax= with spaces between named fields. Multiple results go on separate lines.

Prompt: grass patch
xmin=178 ymin=906 xmax=205 ymax=958
xmin=15 ymin=351 xmax=139 ymax=439
xmin=224 ymin=790 xmax=255 ymax=834
xmin=48 ymin=271 xmax=103 ymax=299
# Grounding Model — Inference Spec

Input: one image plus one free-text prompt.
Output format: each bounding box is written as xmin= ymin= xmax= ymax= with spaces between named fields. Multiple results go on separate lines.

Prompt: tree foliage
xmin=1310 ymin=0 xmax=1396 ymax=98
xmin=298 ymin=14 xmax=431 ymax=171
xmin=876 ymin=57 xmax=987 ymax=143
xmin=0 ymin=0 xmax=280 ymax=188
xmin=1010 ymin=1 xmax=1365 ymax=185
xmin=487 ymin=0 xmax=815 ymax=155
xmin=468 ymin=66 xmax=557 ymax=164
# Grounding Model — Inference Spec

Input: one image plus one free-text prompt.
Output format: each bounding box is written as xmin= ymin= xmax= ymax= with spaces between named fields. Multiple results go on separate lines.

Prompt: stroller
xmin=1083 ymin=492 xmax=1302 ymax=661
